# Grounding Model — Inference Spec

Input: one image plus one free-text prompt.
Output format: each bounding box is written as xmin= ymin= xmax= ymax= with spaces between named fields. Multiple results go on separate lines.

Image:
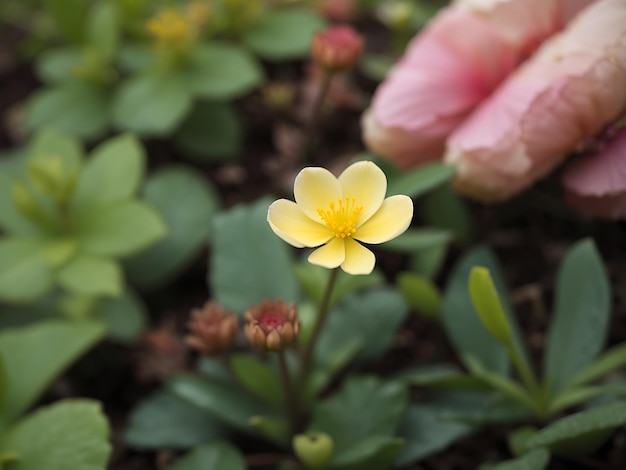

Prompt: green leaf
xmin=387 ymin=163 xmax=456 ymax=198
xmin=167 ymin=373 xmax=273 ymax=433
xmin=210 ymin=198 xmax=299 ymax=314
xmin=36 ymin=47 xmax=83 ymax=83
xmin=442 ymin=246 xmax=525 ymax=375
xmin=308 ymin=376 xmax=407 ymax=467
xmin=544 ymin=239 xmax=611 ymax=396
xmin=44 ymin=0 xmax=87 ymax=43
xmin=397 ymin=272 xmax=442 ymax=321
xmin=87 ymin=1 xmax=119 ymax=61
xmin=566 ymin=342 xmax=626 ymax=389
xmin=332 ymin=436 xmax=404 ymax=470
xmin=56 ymin=254 xmax=123 ymax=297
xmin=71 ymin=134 xmax=145 ymax=216
xmin=25 ymin=84 xmax=111 ymax=140
xmin=112 ymin=71 xmax=193 ymax=136
xmin=0 ymin=354 xmax=6 ymax=409
xmin=0 ymin=399 xmax=111 ymax=470
xmin=125 ymin=390 xmax=224 ymax=449
xmin=167 ymin=442 xmax=245 ymax=470
xmin=229 ymin=354 xmax=283 ymax=406
xmin=185 ymin=43 xmax=263 ymax=100
xmin=0 ymin=238 xmax=53 ymax=304
xmin=421 ymin=185 xmax=473 ymax=242
xmin=383 ymin=228 xmax=453 ymax=252
xmin=124 ymin=166 xmax=219 ymax=289
xmin=27 ymin=128 xmax=84 ymax=168
xmin=174 ymin=102 xmax=242 ymax=161
xmin=409 ymin=241 xmax=448 ymax=280
xmin=76 ymin=201 xmax=167 ymax=258
xmin=526 ymin=400 xmax=626 ymax=457
xmin=396 ymin=364 xmax=486 ymax=390
xmin=93 ymin=288 xmax=147 ymax=341
xmin=547 ymin=386 xmax=609 ymax=415
xmin=0 ymin=320 xmax=105 ymax=428
xmin=118 ymin=44 xmax=156 ymax=72
xmin=243 ymin=8 xmax=326 ymax=60
xmin=485 ymin=449 xmax=550 ymax=470
xmin=0 ymin=167 xmax=43 ymax=237
xmin=249 ymin=415 xmax=289 ymax=446
xmin=469 ymin=267 xmax=512 ymax=345
xmin=315 ymin=288 xmax=408 ymax=367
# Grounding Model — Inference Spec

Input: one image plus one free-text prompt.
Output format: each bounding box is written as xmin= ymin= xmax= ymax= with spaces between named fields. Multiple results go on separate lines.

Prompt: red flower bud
xmin=186 ymin=301 xmax=238 ymax=355
xmin=244 ymin=299 xmax=299 ymax=352
xmin=311 ymin=25 xmax=364 ymax=72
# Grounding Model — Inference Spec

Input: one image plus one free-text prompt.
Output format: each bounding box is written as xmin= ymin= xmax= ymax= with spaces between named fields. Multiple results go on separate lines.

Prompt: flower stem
xmin=301 ymin=70 xmax=334 ymax=162
xmin=300 ymin=267 xmax=340 ymax=382
xmin=506 ymin=344 xmax=545 ymax=416
xmin=278 ymin=349 xmax=301 ymax=436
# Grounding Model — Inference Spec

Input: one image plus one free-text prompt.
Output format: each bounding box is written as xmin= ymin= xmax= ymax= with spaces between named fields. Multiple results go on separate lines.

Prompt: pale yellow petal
xmin=342 ymin=238 xmax=376 ymax=275
xmin=308 ymin=237 xmax=345 ymax=269
xmin=338 ymin=161 xmax=387 ymax=225
xmin=268 ymin=199 xmax=332 ymax=248
xmin=294 ymin=167 xmax=342 ymax=221
xmin=354 ymin=195 xmax=413 ymax=244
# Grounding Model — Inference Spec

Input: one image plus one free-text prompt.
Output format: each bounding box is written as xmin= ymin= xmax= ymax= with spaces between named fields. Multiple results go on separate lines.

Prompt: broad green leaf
xmin=36 ymin=47 xmax=83 ymax=83
xmin=243 ymin=8 xmax=326 ymax=60
xmin=396 ymin=364 xmax=486 ymax=390
xmin=174 ymin=102 xmax=242 ymax=160
xmin=56 ymin=254 xmax=123 ymax=297
xmin=0 ymin=399 xmax=111 ymax=470
xmin=210 ymin=198 xmax=299 ymax=314
xmin=44 ymin=0 xmax=87 ymax=43
xmin=125 ymin=167 xmax=219 ymax=289
xmin=25 ymin=84 xmax=111 ymax=140
xmin=93 ymin=288 xmax=147 ymax=341
xmin=315 ymin=288 xmax=408 ymax=367
xmin=544 ymin=239 xmax=610 ymax=396
xmin=0 ymin=238 xmax=53 ymax=304
xmin=566 ymin=342 xmax=626 ymax=389
xmin=0 ymin=320 xmax=105 ymax=428
xmin=469 ymin=267 xmax=512 ymax=345
xmin=125 ymin=390 xmax=223 ymax=449
xmin=308 ymin=376 xmax=407 ymax=467
xmin=167 ymin=373 xmax=273 ymax=433
xmin=41 ymin=238 xmax=77 ymax=269
xmin=185 ymin=43 xmax=263 ymax=100
xmin=421 ymin=185 xmax=473 ymax=242
xmin=229 ymin=354 xmax=283 ymax=406
xmin=383 ymin=228 xmax=453 ymax=252
xmin=27 ymin=129 xmax=83 ymax=168
xmin=387 ymin=163 xmax=456 ymax=198
xmin=112 ymin=71 xmax=193 ymax=136
xmin=332 ymin=436 xmax=404 ymax=470
xmin=76 ymin=201 xmax=167 ymax=258
xmin=0 ymin=168 xmax=43 ymax=236
xmin=397 ymin=272 xmax=442 ymax=321
xmin=71 ymin=134 xmax=145 ymax=215
xmin=442 ymin=246 xmax=525 ymax=375
xmin=87 ymin=1 xmax=119 ymax=61
xmin=118 ymin=44 xmax=156 ymax=72
xmin=526 ymin=400 xmax=626 ymax=457
xmin=483 ymin=449 xmax=550 ymax=470
xmin=167 ymin=442 xmax=245 ymax=470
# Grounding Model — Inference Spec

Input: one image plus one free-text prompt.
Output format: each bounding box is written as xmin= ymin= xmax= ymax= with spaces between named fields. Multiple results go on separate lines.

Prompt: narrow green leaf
xmin=71 ymin=134 xmax=145 ymax=215
xmin=566 ymin=342 xmax=626 ymax=389
xmin=210 ymin=198 xmax=299 ymax=314
xmin=387 ymin=163 xmax=456 ymax=198
xmin=396 ymin=364 xmax=486 ymax=390
xmin=383 ymin=228 xmax=453 ymax=252
xmin=469 ymin=267 xmax=512 ymax=345
xmin=397 ymin=272 xmax=442 ymax=321
xmin=486 ymin=449 xmax=550 ymax=470
xmin=0 ymin=238 xmax=53 ymax=304
xmin=544 ymin=239 xmax=611 ymax=396
xmin=167 ymin=442 xmax=245 ymax=470
xmin=229 ymin=354 xmax=284 ymax=406
xmin=0 ymin=399 xmax=111 ymax=470
xmin=76 ymin=201 xmax=167 ymax=258
xmin=0 ymin=320 xmax=105 ymax=428
xmin=243 ymin=8 xmax=326 ymax=60
xmin=56 ymin=254 xmax=123 ymax=297
xmin=547 ymin=386 xmax=609 ymax=415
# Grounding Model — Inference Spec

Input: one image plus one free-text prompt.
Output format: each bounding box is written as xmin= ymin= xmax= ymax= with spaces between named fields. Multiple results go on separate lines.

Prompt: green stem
xmin=506 ymin=344 xmax=545 ymax=415
xmin=301 ymin=70 xmax=334 ymax=162
xmin=300 ymin=268 xmax=340 ymax=381
xmin=278 ymin=350 xmax=301 ymax=436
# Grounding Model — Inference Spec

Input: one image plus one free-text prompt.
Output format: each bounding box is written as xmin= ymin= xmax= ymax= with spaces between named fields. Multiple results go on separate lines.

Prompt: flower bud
xmin=468 ymin=267 xmax=512 ymax=346
xmin=244 ymin=299 xmax=299 ymax=352
xmin=311 ymin=25 xmax=364 ymax=72
xmin=293 ymin=432 xmax=334 ymax=469
xmin=186 ymin=301 xmax=238 ymax=355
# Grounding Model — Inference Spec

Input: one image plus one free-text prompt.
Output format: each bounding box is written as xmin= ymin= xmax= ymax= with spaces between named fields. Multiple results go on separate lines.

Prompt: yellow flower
xmin=146 ymin=9 xmax=194 ymax=45
xmin=267 ymin=161 xmax=413 ymax=275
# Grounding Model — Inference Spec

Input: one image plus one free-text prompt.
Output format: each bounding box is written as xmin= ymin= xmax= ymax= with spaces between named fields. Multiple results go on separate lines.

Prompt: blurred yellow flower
xmin=146 ymin=9 xmax=194 ymax=45
xmin=268 ymin=161 xmax=413 ymax=275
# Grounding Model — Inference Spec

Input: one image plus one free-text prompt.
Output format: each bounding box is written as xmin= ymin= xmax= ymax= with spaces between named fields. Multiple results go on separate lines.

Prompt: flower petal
xmin=341 ymin=239 xmax=376 ymax=275
xmin=294 ymin=167 xmax=342 ymax=221
xmin=268 ymin=199 xmax=332 ymax=248
xmin=354 ymin=195 xmax=413 ymax=244
xmin=338 ymin=161 xmax=387 ymax=225
xmin=308 ymin=237 xmax=345 ymax=269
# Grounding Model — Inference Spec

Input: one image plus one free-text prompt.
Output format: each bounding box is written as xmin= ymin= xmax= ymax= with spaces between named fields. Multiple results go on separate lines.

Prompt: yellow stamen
xmin=317 ymin=197 xmax=363 ymax=238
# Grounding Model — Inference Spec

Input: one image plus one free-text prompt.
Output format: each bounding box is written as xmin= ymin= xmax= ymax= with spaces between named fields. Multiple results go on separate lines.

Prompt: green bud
xmin=468 ymin=267 xmax=512 ymax=345
xmin=293 ymin=432 xmax=334 ymax=469
xmin=27 ymin=156 xmax=78 ymax=204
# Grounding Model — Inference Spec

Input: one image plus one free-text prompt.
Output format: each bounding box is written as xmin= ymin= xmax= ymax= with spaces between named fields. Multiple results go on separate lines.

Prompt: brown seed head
xmin=244 ymin=299 xmax=299 ymax=352
xmin=186 ymin=301 xmax=238 ymax=355
xmin=311 ymin=25 xmax=364 ymax=72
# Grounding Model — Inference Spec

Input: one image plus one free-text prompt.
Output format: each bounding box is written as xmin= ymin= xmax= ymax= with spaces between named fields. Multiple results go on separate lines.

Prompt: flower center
xmin=260 ymin=314 xmax=285 ymax=330
xmin=317 ymin=197 xmax=364 ymax=238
